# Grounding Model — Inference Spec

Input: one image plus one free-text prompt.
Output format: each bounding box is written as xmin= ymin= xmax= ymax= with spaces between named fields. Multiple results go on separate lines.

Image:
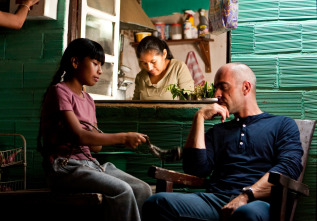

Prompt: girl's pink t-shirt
xmin=41 ymin=82 xmax=97 ymax=161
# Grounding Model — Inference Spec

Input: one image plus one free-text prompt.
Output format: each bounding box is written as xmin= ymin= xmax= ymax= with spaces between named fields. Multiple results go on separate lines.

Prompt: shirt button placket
xmin=239 ymin=124 xmax=247 ymax=151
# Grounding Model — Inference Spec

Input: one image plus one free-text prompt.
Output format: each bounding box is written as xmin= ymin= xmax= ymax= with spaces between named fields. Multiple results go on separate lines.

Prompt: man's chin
xmin=218 ymin=102 xmax=228 ymax=108
xmin=218 ymin=102 xmax=230 ymax=112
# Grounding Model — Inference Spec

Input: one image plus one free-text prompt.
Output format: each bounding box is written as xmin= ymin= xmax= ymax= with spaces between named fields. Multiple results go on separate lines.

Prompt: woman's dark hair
xmin=37 ymin=38 xmax=105 ymax=155
xmin=136 ymin=36 xmax=173 ymax=59
xmin=49 ymin=38 xmax=105 ymax=86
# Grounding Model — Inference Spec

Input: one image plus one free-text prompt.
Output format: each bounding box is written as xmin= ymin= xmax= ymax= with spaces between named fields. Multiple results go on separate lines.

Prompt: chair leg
xmin=156 ymin=179 xmax=173 ymax=193
xmin=270 ymin=185 xmax=291 ymax=221
xmin=270 ymin=186 xmax=283 ymax=221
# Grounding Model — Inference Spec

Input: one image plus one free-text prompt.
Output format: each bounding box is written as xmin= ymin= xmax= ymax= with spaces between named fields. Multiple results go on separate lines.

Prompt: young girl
xmin=38 ymin=38 xmax=152 ymax=221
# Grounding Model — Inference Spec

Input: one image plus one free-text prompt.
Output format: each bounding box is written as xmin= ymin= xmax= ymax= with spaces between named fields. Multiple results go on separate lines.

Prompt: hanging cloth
xmin=185 ymin=51 xmax=205 ymax=86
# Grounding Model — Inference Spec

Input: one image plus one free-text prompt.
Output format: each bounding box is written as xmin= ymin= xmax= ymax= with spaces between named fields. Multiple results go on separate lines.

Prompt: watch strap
xmin=242 ymin=186 xmax=255 ymax=202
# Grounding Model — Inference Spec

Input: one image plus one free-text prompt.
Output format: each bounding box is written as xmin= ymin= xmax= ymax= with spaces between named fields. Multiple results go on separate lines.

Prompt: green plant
xmin=194 ymin=81 xmax=215 ymax=99
xmin=167 ymin=81 xmax=215 ymax=100
xmin=167 ymin=84 xmax=188 ymax=100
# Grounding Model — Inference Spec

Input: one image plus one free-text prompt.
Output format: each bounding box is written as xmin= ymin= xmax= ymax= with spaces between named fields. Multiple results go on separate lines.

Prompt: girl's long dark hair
xmin=49 ymin=38 xmax=105 ymax=87
xmin=136 ymin=36 xmax=173 ymax=59
xmin=37 ymin=38 xmax=105 ymax=155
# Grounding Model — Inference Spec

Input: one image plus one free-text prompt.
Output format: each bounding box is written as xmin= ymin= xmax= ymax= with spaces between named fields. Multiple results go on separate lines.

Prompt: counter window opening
xmin=71 ymin=0 xmax=228 ymax=103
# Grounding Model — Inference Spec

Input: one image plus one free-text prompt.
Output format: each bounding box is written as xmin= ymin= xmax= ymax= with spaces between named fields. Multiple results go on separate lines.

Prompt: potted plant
xmin=167 ymin=84 xmax=191 ymax=100
xmin=193 ymin=81 xmax=215 ymax=100
xmin=167 ymin=81 xmax=215 ymax=101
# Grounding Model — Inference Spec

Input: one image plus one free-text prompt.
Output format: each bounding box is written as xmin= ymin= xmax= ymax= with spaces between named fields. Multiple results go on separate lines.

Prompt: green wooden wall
xmin=230 ymin=0 xmax=317 ymax=220
xmin=0 ymin=1 xmax=67 ymax=187
xmin=95 ymin=105 xmax=220 ymax=184
xmin=142 ymin=0 xmax=209 ymax=17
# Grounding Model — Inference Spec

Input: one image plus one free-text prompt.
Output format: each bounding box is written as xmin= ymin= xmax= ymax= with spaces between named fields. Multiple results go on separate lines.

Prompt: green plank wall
xmin=231 ymin=0 xmax=317 ymax=220
xmin=142 ymin=0 xmax=210 ymax=17
xmin=0 ymin=1 xmax=67 ymax=187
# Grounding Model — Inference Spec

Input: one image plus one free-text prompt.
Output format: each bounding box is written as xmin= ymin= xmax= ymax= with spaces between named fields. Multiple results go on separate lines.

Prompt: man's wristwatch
xmin=241 ymin=186 xmax=255 ymax=202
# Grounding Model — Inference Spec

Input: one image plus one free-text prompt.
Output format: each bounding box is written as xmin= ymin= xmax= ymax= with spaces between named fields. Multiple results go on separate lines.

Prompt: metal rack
xmin=0 ymin=133 xmax=26 ymax=192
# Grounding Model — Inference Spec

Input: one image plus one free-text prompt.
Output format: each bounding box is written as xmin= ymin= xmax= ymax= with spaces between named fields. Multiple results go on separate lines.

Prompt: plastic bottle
xmin=198 ymin=9 xmax=210 ymax=38
xmin=183 ymin=13 xmax=192 ymax=39
xmin=184 ymin=10 xmax=198 ymax=39
xmin=188 ymin=14 xmax=195 ymax=27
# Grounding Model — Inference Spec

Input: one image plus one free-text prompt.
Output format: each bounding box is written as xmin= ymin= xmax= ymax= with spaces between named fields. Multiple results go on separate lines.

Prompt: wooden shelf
xmin=130 ymin=38 xmax=214 ymax=73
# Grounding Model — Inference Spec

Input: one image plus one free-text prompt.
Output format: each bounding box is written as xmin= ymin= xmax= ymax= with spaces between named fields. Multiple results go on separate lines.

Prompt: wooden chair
xmin=0 ymin=189 xmax=106 ymax=220
xmin=148 ymin=119 xmax=316 ymax=221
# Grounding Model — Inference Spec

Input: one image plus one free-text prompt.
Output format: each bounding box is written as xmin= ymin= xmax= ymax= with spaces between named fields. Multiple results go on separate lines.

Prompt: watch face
xmin=243 ymin=186 xmax=252 ymax=192
xmin=243 ymin=186 xmax=252 ymax=191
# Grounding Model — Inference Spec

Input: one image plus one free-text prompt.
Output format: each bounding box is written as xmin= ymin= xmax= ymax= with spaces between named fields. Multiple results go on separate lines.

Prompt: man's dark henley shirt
xmin=183 ymin=112 xmax=303 ymax=197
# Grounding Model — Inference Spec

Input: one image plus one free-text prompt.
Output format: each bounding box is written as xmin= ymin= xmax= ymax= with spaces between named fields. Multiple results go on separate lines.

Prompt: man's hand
xmin=184 ymin=103 xmax=229 ymax=149
xmin=197 ymin=103 xmax=230 ymax=122
xmin=221 ymin=194 xmax=248 ymax=220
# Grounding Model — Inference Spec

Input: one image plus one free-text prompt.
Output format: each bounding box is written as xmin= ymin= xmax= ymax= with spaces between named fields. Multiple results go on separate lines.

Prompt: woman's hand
xmin=197 ymin=103 xmax=230 ymax=122
xmin=20 ymin=0 xmax=40 ymax=7
xmin=0 ymin=0 xmax=40 ymax=30
xmin=124 ymin=132 xmax=146 ymax=149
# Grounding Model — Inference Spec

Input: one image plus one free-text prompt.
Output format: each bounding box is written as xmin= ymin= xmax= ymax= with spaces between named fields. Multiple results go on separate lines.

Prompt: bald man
xmin=142 ymin=63 xmax=303 ymax=221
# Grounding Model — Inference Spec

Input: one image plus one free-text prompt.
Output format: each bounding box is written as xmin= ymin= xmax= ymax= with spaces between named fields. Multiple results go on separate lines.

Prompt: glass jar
xmin=171 ymin=23 xmax=182 ymax=40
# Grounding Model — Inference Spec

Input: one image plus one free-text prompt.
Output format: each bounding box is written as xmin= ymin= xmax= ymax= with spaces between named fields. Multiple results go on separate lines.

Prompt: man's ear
xmin=243 ymin=81 xmax=251 ymax=96
xmin=71 ymin=57 xmax=79 ymax=69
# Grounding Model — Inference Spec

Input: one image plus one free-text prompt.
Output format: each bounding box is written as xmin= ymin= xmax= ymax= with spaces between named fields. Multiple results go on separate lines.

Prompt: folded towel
xmin=185 ymin=51 xmax=205 ymax=86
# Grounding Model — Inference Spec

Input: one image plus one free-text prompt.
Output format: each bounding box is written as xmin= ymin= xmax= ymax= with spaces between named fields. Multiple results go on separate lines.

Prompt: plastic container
xmin=171 ymin=23 xmax=182 ymax=40
xmin=165 ymin=24 xmax=171 ymax=40
xmin=135 ymin=32 xmax=151 ymax=42
xmin=198 ymin=9 xmax=210 ymax=38
xmin=154 ymin=22 xmax=165 ymax=40
xmin=184 ymin=10 xmax=198 ymax=39
xmin=183 ymin=20 xmax=192 ymax=39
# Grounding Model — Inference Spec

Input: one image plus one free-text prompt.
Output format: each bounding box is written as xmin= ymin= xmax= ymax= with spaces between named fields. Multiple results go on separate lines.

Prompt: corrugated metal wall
xmin=231 ymin=1 xmax=317 ymax=220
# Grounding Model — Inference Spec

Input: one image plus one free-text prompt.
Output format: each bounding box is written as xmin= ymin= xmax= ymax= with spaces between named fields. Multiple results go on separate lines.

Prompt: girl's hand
xmin=124 ymin=132 xmax=146 ymax=149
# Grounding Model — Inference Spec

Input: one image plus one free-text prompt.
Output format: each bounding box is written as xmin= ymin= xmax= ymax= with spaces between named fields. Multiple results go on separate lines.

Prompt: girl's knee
xmin=110 ymin=181 xmax=134 ymax=197
xmin=136 ymin=182 xmax=152 ymax=196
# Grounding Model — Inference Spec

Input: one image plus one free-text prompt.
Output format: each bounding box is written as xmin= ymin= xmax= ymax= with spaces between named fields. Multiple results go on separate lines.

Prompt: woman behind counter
xmin=132 ymin=36 xmax=194 ymax=100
